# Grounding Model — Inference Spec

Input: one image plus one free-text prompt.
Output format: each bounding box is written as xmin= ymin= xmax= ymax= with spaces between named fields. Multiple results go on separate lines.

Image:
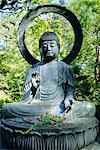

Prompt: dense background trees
xmin=0 ymin=0 xmax=99 ymax=109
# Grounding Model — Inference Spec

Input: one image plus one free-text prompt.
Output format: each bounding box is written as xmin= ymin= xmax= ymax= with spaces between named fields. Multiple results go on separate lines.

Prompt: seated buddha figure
xmin=3 ymin=32 xmax=96 ymax=118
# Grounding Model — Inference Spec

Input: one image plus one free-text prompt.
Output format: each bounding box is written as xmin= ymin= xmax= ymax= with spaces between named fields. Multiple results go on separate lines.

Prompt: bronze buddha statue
xmin=3 ymin=32 xmax=95 ymax=119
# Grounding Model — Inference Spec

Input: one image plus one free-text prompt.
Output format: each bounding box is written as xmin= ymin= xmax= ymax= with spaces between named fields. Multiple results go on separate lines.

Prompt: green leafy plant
xmin=25 ymin=112 xmax=66 ymax=134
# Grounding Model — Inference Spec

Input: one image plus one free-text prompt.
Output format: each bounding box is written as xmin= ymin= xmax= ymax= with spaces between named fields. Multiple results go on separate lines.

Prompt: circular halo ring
xmin=18 ymin=4 xmax=83 ymax=64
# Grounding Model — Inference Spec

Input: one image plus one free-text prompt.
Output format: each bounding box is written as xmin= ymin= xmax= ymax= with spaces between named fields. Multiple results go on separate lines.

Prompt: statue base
xmin=1 ymin=117 xmax=99 ymax=150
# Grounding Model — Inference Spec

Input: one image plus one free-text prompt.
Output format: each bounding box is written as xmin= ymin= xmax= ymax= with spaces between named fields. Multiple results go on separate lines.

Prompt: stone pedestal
xmin=1 ymin=117 xmax=99 ymax=150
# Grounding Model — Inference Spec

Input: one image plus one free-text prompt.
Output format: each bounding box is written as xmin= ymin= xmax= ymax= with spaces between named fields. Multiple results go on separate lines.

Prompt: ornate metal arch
xmin=18 ymin=4 xmax=83 ymax=64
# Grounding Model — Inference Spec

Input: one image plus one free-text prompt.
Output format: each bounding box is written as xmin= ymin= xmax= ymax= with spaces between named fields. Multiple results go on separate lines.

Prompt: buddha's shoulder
xmin=32 ymin=62 xmax=43 ymax=68
xmin=57 ymin=61 xmax=70 ymax=69
xmin=27 ymin=62 xmax=43 ymax=71
xmin=28 ymin=62 xmax=43 ymax=70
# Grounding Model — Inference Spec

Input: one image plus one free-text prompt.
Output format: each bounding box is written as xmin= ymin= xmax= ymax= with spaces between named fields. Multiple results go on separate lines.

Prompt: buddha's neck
xmin=43 ymin=57 xmax=57 ymax=64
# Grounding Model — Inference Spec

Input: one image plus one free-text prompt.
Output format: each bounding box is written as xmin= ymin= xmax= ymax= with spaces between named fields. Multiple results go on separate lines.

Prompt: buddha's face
xmin=41 ymin=40 xmax=59 ymax=61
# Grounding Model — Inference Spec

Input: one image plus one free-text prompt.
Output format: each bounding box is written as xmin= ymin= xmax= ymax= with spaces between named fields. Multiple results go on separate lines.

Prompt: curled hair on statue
xmin=40 ymin=48 xmax=43 ymax=61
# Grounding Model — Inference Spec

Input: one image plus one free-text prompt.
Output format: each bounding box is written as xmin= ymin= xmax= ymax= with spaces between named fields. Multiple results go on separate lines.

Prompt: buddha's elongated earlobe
xmin=40 ymin=48 xmax=43 ymax=61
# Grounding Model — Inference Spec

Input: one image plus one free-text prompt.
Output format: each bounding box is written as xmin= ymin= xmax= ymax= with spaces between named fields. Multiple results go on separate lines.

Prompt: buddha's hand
xmin=64 ymin=96 xmax=75 ymax=113
xmin=31 ymin=71 xmax=40 ymax=88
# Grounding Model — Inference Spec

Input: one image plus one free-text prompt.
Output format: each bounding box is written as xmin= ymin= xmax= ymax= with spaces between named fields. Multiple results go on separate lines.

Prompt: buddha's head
xmin=39 ymin=32 xmax=60 ymax=62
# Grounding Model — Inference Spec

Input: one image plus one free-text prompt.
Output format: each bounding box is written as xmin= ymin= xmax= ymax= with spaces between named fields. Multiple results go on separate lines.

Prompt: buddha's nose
xmin=47 ymin=44 xmax=51 ymax=51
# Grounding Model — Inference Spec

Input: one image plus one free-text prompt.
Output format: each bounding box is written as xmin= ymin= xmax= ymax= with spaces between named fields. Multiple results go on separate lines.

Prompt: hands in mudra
xmin=24 ymin=71 xmax=40 ymax=93
xmin=31 ymin=71 xmax=40 ymax=88
xmin=64 ymin=97 xmax=75 ymax=113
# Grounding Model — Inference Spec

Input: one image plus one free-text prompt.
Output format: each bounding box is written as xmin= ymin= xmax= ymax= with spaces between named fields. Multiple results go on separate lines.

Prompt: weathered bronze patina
xmin=1 ymin=4 xmax=98 ymax=150
xmin=3 ymin=31 xmax=95 ymax=118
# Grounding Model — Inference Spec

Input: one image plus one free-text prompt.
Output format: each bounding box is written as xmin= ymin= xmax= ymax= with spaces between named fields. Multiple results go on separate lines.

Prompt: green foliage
xmin=66 ymin=0 xmax=100 ymax=105
xmin=73 ymin=63 xmax=100 ymax=105
xmin=0 ymin=49 xmax=29 ymax=109
xmin=24 ymin=112 xmax=65 ymax=133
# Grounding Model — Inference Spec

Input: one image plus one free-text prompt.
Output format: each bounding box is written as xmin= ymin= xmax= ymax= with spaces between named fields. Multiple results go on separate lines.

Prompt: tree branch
xmin=0 ymin=0 xmax=7 ymax=9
